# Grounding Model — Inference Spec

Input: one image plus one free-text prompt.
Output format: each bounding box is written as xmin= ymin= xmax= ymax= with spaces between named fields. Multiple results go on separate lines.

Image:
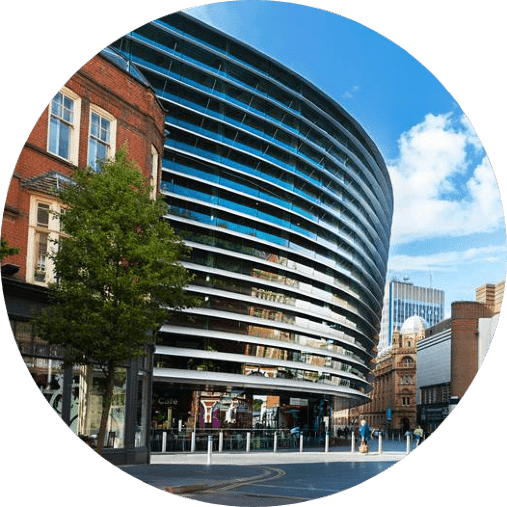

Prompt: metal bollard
xmin=325 ymin=432 xmax=329 ymax=453
xmin=299 ymin=433 xmax=304 ymax=453
xmin=191 ymin=431 xmax=196 ymax=453
xmin=162 ymin=431 xmax=167 ymax=453
xmin=406 ymin=433 xmax=411 ymax=454
xmin=207 ymin=435 xmax=212 ymax=465
xmin=246 ymin=432 xmax=251 ymax=452
xmin=219 ymin=432 xmax=223 ymax=452
xmin=273 ymin=432 xmax=278 ymax=453
xmin=378 ymin=432 xmax=383 ymax=455
xmin=351 ymin=432 xmax=355 ymax=453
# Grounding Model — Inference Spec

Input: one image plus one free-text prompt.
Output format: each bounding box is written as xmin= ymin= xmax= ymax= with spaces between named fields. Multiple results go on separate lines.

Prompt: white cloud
xmin=388 ymin=244 xmax=506 ymax=272
xmin=388 ymin=112 xmax=505 ymax=244
xmin=460 ymin=114 xmax=483 ymax=152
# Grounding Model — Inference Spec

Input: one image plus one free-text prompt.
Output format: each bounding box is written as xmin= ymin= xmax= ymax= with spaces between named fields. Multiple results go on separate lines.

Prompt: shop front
xmin=4 ymin=278 xmax=153 ymax=465
xmin=150 ymin=380 xmax=332 ymax=452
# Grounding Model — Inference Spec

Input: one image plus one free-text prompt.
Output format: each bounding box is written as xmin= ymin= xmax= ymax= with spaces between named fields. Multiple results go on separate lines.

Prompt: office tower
xmin=379 ymin=278 xmax=444 ymax=352
xmin=111 ymin=12 xmax=393 ymax=431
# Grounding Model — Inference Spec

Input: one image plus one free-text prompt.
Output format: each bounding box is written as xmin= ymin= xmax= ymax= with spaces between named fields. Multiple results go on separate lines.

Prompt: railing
xmin=150 ymin=428 xmax=330 ymax=453
xmin=150 ymin=428 xmax=419 ymax=455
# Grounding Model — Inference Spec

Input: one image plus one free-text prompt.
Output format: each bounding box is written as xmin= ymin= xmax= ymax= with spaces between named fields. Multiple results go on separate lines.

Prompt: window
xmin=27 ymin=197 xmax=64 ymax=285
xmin=150 ymin=145 xmax=159 ymax=199
xmin=48 ymin=88 xmax=80 ymax=163
xmin=77 ymin=366 xmax=126 ymax=448
xmin=10 ymin=320 xmax=34 ymax=355
xmin=37 ymin=203 xmax=50 ymax=227
xmin=401 ymin=389 xmax=411 ymax=406
xmin=401 ymin=356 xmax=414 ymax=366
xmin=87 ymin=106 xmax=116 ymax=171
xmin=34 ymin=229 xmax=49 ymax=282
xmin=34 ymin=202 xmax=51 ymax=283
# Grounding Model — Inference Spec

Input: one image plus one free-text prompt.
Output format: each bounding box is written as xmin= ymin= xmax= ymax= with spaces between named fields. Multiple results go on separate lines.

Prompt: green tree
xmin=0 ymin=237 xmax=19 ymax=260
xmin=35 ymin=147 xmax=197 ymax=455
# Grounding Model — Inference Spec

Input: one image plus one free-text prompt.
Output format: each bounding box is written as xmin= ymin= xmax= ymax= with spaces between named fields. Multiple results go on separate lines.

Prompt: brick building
xmin=450 ymin=302 xmax=494 ymax=398
xmin=2 ymin=48 xmax=164 ymax=282
xmin=1 ymin=48 xmax=165 ymax=465
xmin=338 ymin=315 xmax=426 ymax=435
xmin=339 ymin=281 xmax=504 ymax=436
xmin=417 ymin=288 xmax=502 ymax=432
xmin=475 ymin=280 xmax=504 ymax=314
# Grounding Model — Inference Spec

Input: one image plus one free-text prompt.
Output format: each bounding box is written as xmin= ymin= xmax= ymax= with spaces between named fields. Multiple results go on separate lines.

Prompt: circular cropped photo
xmin=2 ymin=1 xmax=505 ymax=506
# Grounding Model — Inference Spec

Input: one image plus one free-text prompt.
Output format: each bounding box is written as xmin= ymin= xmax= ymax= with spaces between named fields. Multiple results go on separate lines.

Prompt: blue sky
xmin=186 ymin=1 xmax=506 ymax=316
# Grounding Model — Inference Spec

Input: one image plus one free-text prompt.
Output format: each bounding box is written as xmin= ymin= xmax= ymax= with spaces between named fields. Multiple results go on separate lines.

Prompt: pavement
xmin=119 ymin=444 xmax=409 ymax=495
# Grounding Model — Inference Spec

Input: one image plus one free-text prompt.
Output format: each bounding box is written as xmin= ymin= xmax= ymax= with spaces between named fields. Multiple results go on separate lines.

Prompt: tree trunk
xmin=96 ymin=368 xmax=115 ymax=456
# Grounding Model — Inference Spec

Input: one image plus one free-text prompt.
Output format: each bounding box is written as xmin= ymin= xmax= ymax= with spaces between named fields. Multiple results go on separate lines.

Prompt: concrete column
xmin=246 ymin=432 xmax=251 ymax=452
xmin=191 ymin=431 xmax=196 ymax=453
xmin=299 ymin=433 xmax=304 ymax=453
xmin=162 ymin=431 xmax=167 ymax=453
xmin=406 ymin=433 xmax=411 ymax=454
xmin=325 ymin=432 xmax=329 ymax=453
xmin=273 ymin=432 xmax=278 ymax=453
xmin=351 ymin=432 xmax=355 ymax=453
xmin=219 ymin=432 xmax=223 ymax=452
xmin=378 ymin=432 xmax=383 ymax=455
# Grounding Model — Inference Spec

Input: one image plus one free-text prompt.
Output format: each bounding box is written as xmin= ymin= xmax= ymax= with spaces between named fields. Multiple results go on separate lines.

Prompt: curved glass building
xmin=112 ymin=11 xmax=393 ymax=433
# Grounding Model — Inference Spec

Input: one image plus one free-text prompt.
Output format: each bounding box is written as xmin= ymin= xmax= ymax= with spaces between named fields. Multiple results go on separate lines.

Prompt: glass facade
xmin=379 ymin=279 xmax=445 ymax=352
xmin=112 ymin=12 xmax=393 ymax=431
xmin=9 ymin=312 xmax=152 ymax=463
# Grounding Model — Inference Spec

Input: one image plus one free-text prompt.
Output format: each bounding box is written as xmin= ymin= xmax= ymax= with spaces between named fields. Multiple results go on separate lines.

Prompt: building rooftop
xmin=401 ymin=315 xmax=428 ymax=335
xmin=99 ymin=46 xmax=151 ymax=88
xmin=21 ymin=170 xmax=74 ymax=196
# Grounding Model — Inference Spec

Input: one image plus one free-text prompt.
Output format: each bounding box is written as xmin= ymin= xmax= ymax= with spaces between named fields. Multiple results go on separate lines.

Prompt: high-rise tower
xmin=112 ymin=12 xmax=393 ymax=430
xmin=379 ymin=278 xmax=444 ymax=352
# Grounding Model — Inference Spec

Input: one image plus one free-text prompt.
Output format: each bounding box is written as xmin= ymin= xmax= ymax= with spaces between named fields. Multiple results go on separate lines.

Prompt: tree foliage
xmin=0 ymin=237 xmax=19 ymax=260
xmin=34 ymin=147 xmax=197 ymax=453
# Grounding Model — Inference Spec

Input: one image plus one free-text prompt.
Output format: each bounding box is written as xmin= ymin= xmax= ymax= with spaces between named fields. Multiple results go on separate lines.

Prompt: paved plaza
xmin=119 ymin=439 xmax=414 ymax=504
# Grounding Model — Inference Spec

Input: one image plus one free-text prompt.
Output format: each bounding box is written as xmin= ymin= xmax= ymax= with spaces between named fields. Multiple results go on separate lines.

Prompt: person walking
xmin=413 ymin=425 xmax=424 ymax=447
xmin=358 ymin=419 xmax=371 ymax=453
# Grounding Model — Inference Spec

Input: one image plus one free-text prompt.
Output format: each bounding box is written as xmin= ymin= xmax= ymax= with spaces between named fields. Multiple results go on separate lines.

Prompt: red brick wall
xmin=451 ymin=301 xmax=493 ymax=398
xmin=2 ymin=53 xmax=165 ymax=283
xmin=71 ymin=54 xmax=165 ymax=173
xmin=20 ymin=54 xmax=165 ymax=178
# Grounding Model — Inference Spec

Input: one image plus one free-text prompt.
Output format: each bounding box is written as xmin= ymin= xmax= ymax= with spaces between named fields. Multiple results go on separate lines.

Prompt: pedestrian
xmin=413 ymin=425 xmax=424 ymax=447
xmin=358 ymin=419 xmax=371 ymax=453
